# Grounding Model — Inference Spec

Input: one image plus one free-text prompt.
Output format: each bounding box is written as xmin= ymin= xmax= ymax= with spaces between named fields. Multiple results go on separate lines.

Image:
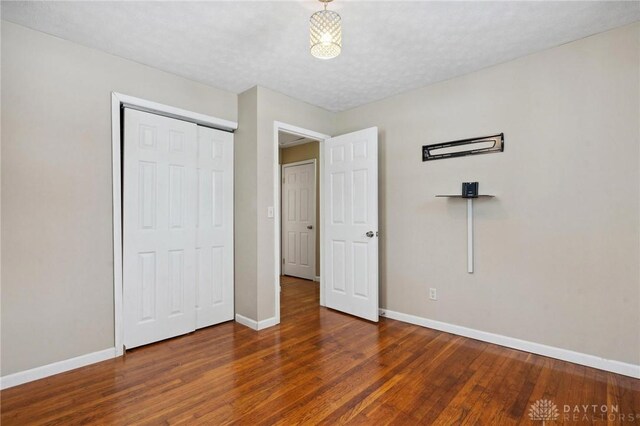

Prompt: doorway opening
xmin=273 ymin=122 xmax=330 ymax=324
xmin=273 ymin=122 xmax=380 ymax=325
xmin=279 ymin=134 xmax=320 ymax=282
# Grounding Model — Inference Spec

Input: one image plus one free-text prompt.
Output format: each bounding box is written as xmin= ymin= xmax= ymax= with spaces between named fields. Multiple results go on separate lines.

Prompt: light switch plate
xmin=267 ymin=206 xmax=274 ymax=218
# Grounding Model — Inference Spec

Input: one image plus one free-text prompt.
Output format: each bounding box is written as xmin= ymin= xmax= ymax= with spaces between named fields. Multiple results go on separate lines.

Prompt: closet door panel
xmin=195 ymin=126 xmax=234 ymax=328
xmin=123 ymin=109 xmax=198 ymax=349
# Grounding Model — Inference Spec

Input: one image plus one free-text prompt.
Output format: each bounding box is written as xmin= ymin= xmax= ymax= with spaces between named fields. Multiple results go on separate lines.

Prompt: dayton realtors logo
xmin=528 ymin=399 xmax=639 ymax=423
xmin=529 ymin=399 xmax=559 ymax=425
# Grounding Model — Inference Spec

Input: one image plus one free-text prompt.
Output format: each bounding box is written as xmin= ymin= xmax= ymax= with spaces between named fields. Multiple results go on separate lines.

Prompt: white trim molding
xmin=114 ymin=92 xmax=238 ymax=132
xmin=0 ymin=348 xmax=117 ymax=390
xmin=274 ymin=121 xmax=329 ymax=142
xmin=314 ymin=276 xmax=321 ymax=282
xmin=112 ymin=93 xmax=124 ymax=356
xmin=111 ymin=92 xmax=238 ymax=357
xmin=379 ymin=309 xmax=640 ymax=379
xmin=235 ymin=314 xmax=278 ymax=331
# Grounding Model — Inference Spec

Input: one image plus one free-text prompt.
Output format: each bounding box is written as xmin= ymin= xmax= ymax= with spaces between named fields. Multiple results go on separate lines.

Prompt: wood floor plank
xmin=2 ymin=276 xmax=639 ymax=425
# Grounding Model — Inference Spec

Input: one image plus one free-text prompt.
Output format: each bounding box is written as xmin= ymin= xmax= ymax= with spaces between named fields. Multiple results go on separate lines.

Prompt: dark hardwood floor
xmin=2 ymin=275 xmax=639 ymax=425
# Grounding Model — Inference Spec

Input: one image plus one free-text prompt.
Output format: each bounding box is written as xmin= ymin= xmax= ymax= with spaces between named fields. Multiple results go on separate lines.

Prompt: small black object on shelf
xmin=462 ymin=182 xmax=478 ymax=198
xmin=435 ymin=182 xmax=495 ymax=198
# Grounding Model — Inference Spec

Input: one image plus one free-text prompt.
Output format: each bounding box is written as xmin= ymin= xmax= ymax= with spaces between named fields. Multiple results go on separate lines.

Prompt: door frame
xmin=111 ymin=92 xmax=237 ymax=356
xmin=281 ymin=159 xmax=317 ymax=281
xmin=273 ymin=121 xmax=331 ymax=324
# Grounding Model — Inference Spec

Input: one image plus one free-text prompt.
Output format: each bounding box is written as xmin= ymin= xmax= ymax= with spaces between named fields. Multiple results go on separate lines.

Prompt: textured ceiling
xmin=2 ymin=1 xmax=639 ymax=112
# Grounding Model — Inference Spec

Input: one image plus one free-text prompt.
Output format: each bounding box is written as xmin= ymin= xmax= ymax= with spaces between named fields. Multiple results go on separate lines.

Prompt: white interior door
xmin=195 ymin=126 xmax=234 ymax=328
xmin=123 ymin=108 xmax=198 ymax=348
xmin=282 ymin=161 xmax=316 ymax=280
xmin=323 ymin=127 xmax=379 ymax=322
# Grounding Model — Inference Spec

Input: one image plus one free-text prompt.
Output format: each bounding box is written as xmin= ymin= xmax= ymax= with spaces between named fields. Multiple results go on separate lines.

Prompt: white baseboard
xmin=314 ymin=276 xmax=320 ymax=282
xmin=257 ymin=316 xmax=278 ymax=329
xmin=379 ymin=309 xmax=640 ymax=379
xmin=235 ymin=313 xmax=259 ymax=329
xmin=0 ymin=347 xmax=117 ymax=390
xmin=235 ymin=314 xmax=278 ymax=331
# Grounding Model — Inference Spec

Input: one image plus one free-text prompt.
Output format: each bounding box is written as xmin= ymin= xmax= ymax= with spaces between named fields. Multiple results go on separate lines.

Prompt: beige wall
xmin=335 ymin=23 xmax=640 ymax=365
xmin=280 ymin=142 xmax=321 ymax=277
xmin=234 ymin=88 xmax=259 ymax=320
xmin=0 ymin=22 xmax=237 ymax=375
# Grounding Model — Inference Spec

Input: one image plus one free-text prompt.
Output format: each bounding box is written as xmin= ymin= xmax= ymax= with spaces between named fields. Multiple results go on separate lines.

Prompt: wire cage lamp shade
xmin=310 ymin=1 xmax=342 ymax=59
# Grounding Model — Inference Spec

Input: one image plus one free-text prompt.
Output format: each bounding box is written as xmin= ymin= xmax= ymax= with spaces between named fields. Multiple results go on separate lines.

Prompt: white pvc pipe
xmin=467 ymin=198 xmax=473 ymax=273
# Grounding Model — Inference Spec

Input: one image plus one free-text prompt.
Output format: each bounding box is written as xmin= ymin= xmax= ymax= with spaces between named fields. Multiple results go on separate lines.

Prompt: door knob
xmin=307 ymin=225 xmax=313 ymax=230
xmin=366 ymin=231 xmax=375 ymax=238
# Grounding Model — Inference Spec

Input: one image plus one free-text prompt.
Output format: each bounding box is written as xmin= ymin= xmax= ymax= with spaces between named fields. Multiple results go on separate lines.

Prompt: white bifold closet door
xmin=195 ymin=126 xmax=234 ymax=329
xmin=123 ymin=108 xmax=233 ymax=349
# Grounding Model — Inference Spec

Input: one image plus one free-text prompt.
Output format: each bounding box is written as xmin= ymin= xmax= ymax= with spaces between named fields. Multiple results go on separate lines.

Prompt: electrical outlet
xmin=429 ymin=288 xmax=437 ymax=301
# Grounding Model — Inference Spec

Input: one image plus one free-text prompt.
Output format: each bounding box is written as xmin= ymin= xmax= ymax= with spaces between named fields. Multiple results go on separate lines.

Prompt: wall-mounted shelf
xmin=435 ymin=193 xmax=496 ymax=273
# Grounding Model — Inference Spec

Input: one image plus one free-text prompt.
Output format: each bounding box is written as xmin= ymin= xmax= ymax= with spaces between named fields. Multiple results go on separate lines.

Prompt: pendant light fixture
xmin=310 ymin=0 xmax=342 ymax=60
